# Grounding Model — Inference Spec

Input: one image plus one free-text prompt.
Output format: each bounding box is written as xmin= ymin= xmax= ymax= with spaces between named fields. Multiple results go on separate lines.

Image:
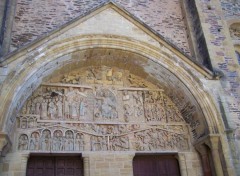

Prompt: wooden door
xmin=27 ymin=156 xmax=83 ymax=176
xmin=133 ymin=155 xmax=181 ymax=176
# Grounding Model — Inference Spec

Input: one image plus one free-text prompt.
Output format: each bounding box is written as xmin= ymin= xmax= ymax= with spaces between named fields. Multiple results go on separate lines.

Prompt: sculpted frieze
xmin=133 ymin=128 xmax=189 ymax=151
xmin=17 ymin=123 xmax=189 ymax=152
xmin=16 ymin=66 xmax=199 ymax=152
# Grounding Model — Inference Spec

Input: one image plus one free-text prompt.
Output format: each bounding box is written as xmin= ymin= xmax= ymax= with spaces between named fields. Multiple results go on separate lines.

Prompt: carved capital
xmin=21 ymin=153 xmax=30 ymax=161
xmin=194 ymin=135 xmax=220 ymax=151
xmin=0 ymin=132 xmax=11 ymax=156
xmin=195 ymin=144 xmax=208 ymax=156
xmin=206 ymin=136 xmax=220 ymax=150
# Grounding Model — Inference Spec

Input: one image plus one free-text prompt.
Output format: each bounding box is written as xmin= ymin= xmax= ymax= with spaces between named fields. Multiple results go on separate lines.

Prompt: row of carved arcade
xmin=18 ymin=128 xmax=189 ymax=152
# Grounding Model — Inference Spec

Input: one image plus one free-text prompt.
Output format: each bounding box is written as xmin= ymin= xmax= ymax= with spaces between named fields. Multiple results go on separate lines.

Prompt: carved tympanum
xmin=16 ymin=66 xmax=198 ymax=152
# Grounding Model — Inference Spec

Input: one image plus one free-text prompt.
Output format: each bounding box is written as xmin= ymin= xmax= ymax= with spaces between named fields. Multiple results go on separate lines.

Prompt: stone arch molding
xmin=0 ymin=35 xmax=223 ymax=150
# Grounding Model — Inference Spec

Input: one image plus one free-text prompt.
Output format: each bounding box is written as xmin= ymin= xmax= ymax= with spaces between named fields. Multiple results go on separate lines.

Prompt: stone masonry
xmin=11 ymin=0 xmax=191 ymax=55
xmin=0 ymin=0 xmax=240 ymax=176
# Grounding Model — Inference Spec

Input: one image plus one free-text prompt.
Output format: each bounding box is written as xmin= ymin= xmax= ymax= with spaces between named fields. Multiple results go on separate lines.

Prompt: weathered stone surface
xmin=11 ymin=0 xmax=190 ymax=55
xmin=221 ymin=0 xmax=240 ymax=19
xmin=0 ymin=2 xmax=239 ymax=176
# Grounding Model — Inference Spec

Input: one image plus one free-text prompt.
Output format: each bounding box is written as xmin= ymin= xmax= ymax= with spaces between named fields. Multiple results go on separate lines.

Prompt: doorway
xmin=133 ymin=155 xmax=181 ymax=176
xmin=26 ymin=156 xmax=83 ymax=176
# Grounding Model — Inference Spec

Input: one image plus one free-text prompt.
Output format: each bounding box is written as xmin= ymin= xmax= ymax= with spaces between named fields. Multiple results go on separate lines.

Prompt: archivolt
xmin=0 ymin=35 xmax=223 ymax=142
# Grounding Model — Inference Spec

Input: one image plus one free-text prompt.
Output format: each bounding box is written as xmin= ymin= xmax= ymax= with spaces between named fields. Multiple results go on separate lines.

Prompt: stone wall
xmin=11 ymin=0 xmax=191 ymax=55
xmin=195 ymin=0 xmax=240 ymax=174
xmin=0 ymin=0 xmax=7 ymax=54
xmin=182 ymin=0 xmax=212 ymax=69
xmin=221 ymin=0 xmax=240 ymax=19
xmin=88 ymin=153 xmax=134 ymax=176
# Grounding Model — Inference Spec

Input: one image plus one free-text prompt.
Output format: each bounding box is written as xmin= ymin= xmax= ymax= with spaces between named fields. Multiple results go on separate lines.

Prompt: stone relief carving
xmin=29 ymin=132 xmax=40 ymax=150
xmin=17 ymin=124 xmax=189 ymax=152
xmin=16 ymin=66 xmax=197 ymax=152
xmin=229 ymin=23 xmax=240 ymax=40
xmin=91 ymin=136 xmax=108 ymax=151
xmin=94 ymin=89 xmax=118 ymax=120
xmin=75 ymin=133 xmax=84 ymax=151
xmin=41 ymin=129 xmax=51 ymax=151
xmin=18 ymin=134 xmax=29 ymax=150
xmin=133 ymin=128 xmax=188 ymax=151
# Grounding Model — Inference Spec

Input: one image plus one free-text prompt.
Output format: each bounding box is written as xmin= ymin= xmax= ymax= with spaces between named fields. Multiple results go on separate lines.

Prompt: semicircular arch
xmin=0 ymin=35 xmax=224 ymax=143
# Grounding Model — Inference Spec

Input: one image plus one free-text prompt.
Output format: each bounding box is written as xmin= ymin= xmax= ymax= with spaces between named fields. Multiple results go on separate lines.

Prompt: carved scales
xmin=16 ymin=66 xmax=193 ymax=152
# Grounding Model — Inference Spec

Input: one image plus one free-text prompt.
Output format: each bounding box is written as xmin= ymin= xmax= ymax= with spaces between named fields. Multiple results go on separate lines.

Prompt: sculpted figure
xmin=28 ymin=118 xmax=35 ymax=128
xmin=41 ymin=99 xmax=48 ymax=119
xmin=48 ymin=100 xmax=56 ymax=119
xmin=91 ymin=136 xmax=107 ymax=151
xmin=122 ymin=90 xmax=130 ymax=101
xmin=29 ymin=102 xmax=36 ymax=114
xmin=75 ymin=133 xmax=84 ymax=151
xmin=29 ymin=132 xmax=40 ymax=150
xmin=79 ymin=97 xmax=87 ymax=117
xmin=52 ymin=130 xmax=64 ymax=151
xmin=35 ymin=101 xmax=41 ymax=115
xmin=65 ymin=131 xmax=74 ymax=151
xmin=110 ymin=136 xmax=129 ymax=151
xmin=20 ymin=118 xmax=27 ymax=129
xmin=133 ymin=91 xmax=144 ymax=117
xmin=41 ymin=130 xmax=51 ymax=151
xmin=56 ymin=97 xmax=63 ymax=119
xmin=95 ymin=89 xmax=117 ymax=120
xmin=71 ymin=100 xmax=79 ymax=119
xmin=26 ymin=100 xmax=32 ymax=114
xmin=123 ymin=104 xmax=132 ymax=122
xmin=18 ymin=134 xmax=29 ymax=150
xmin=64 ymin=98 xmax=70 ymax=119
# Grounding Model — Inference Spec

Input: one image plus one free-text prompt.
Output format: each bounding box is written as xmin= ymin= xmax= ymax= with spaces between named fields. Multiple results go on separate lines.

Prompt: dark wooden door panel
xmin=133 ymin=155 xmax=181 ymax=176
xmin=27 ymin=156 xmax=83 ymax=176
xmin=27 ymin=157 xmax=55 ymax=176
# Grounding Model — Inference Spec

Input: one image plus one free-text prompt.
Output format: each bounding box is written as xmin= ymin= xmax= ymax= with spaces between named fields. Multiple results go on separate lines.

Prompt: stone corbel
xmin=0 ymin=132 xmax=12 ymax=157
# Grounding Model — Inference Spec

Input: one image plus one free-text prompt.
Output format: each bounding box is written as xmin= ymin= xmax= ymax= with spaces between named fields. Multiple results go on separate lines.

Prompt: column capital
xmin=194 ymin=134 xmax=220 ymax=150
xmin=21 ymin=153 xmax=30 ymax=161
xmin=206 ymin=135 xmax=220 ymax=150
xmin=195 ymin=144 xmax=208 ymax=156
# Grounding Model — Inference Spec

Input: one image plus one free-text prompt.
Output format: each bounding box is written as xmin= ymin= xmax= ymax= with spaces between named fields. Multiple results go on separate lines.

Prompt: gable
xmin=1 ymin=3 xmax=213 ymax=79
xmin=11 ymin=0 xmax=190 ymax=55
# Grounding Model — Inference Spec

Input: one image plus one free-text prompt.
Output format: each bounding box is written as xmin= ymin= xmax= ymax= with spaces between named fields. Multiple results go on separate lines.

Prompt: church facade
xmin=0 ymin=1 xmax=240 ymax=176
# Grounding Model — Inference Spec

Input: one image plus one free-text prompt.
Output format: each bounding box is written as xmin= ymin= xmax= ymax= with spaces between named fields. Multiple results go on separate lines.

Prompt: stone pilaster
xmin=195 ymin=144 xmax=212 ymax=176
xmin=206 ymin=136 xmax=224 ymax=176
xmin=82 ymin=154 xmax=90 ymax=176
xmin=20 ymin=153 xmax=29 ymax=176
xmin=177 ymin=153 xmax=188 ymax=176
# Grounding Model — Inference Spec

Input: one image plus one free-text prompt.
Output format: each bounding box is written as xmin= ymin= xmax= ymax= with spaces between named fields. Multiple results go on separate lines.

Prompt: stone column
xmin=82 ymin=154 xmax=90 ymax=176
xmin=207 ymin=136 xmax=224 ymax=176
xmin=177 ymin=153 xmax=188 ymax=176
xmin=195 ymin=144 xmax=212 ymax=176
